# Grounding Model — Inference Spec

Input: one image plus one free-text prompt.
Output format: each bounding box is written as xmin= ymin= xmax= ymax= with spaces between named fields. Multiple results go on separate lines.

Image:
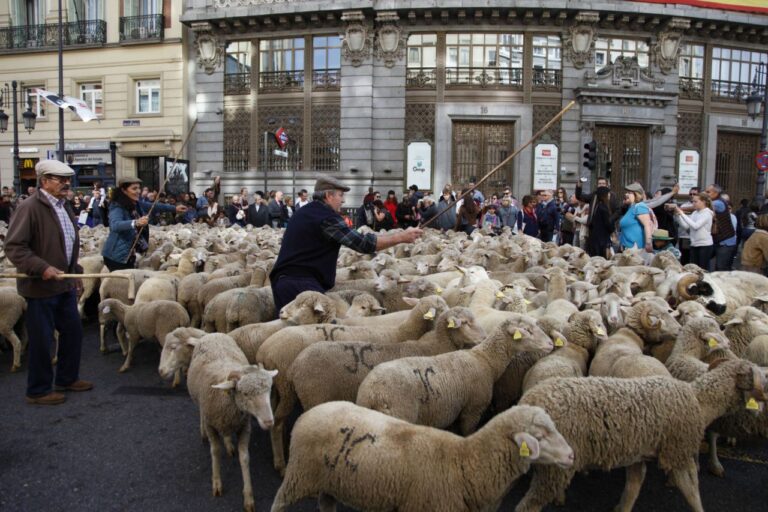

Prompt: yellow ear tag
xmin=436 ymin=286 xmax=443 ymax=295
xmin=596 ymin=328 xmax=605 ymax=336
xmin=708 ymin=338 xmax=718 ymax=348
xmin=746 ymin=397 xmax=759 ymax=411
xmin=423 ymin=309 xmax=435 ymax=320
xmin=447 ymin=319 xmax=456 ymax=329
xmin=513 ymin=330 xmax=523 ymax=340
xmin=496 ymin=291 xmax=505 ymax=299
xmin=555 ymin=338 xmax=564 ymax=347
xmin=524 ymin=299 xmax=532 ymax=305
xmin=519 ymin=441 xmax=531 ymax=458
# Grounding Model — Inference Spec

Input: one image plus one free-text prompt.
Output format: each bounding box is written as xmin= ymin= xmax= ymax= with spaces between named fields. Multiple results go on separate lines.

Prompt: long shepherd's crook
xmin=419 ymin=100 xmax=577 ymax=230
xmin=127 ymin=118 xmax=199 ymax=260
xmin=0 ymin=273 xmax=136 ymax=300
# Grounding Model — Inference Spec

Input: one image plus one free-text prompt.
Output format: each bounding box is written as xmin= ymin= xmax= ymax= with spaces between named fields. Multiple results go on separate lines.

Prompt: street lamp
xmin=0 ymin=81 xmax=38 ymax=195
xmin=745 ymin=62 xmax=767 ymax=205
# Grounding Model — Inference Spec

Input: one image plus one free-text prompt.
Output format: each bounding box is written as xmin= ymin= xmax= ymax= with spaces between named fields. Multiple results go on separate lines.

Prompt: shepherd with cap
xmin=270 ymin=176 xmax=423 ymax=313
xmin=5 ymin=160 xmax=91 ymax=405
xmin=101 ymin=175 xmax=187 ymax=271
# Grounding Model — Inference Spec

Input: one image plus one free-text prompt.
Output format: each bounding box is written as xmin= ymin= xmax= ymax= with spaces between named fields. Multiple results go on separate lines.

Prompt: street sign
xmin=273 ymin=149 xmax=288 ymax=158
xmin=756 ymin=151 xmax=768 ymax=172
xmin=275 ymin=127 xmax=288 ymax=149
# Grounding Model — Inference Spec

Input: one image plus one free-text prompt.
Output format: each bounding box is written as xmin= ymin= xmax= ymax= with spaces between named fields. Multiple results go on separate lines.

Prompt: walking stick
xmin=0 ymin=273 xmax=136 ymax=299
xmin=419 ymin=100 xmax=577 ymax=229
xmin=127 ymin=118 xmax=199 ymax=260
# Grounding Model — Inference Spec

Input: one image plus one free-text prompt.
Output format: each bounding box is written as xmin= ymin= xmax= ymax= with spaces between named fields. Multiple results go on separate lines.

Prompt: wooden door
xmin=451 ymin=121 xmax=515 ymax=198
xmin=593 ymin=125 xmax=649 ymax=198
xmin=716 ymin=132 xmax=761 ymax=206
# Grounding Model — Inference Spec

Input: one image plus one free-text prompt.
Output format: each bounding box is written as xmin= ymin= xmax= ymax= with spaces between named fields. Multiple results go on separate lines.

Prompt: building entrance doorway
xmin=716 ymin=132 xmax=761 ymax=206
xmin=451 ymin=121 xmax=515 ymax=198
xmin=593 ymin=125 xmax=649 ymax=197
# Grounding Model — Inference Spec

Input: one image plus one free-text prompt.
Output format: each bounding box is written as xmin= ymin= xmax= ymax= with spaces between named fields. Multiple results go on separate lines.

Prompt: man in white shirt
xmin=296 ymin=189 xmax=310 ymax=209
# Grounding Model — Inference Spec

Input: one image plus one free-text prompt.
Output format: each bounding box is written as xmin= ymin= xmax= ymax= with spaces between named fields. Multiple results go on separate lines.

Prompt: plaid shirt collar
xmin=39 ymin=188 xmax=66 ymax=208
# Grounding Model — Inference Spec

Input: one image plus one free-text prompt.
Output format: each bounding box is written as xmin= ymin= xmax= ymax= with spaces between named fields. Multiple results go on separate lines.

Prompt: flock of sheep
xmin=2 ymin=221 xmax=768 ymax=512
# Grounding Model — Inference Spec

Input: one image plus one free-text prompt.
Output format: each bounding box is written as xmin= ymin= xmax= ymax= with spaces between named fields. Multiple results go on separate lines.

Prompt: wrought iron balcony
xmin=710 ymin=79 xmax=765 ymax=103
xmin=446 ymin=67 xmax=523 ymax=89
xmin=406 ymin=68 xmax=437 ymax=89
xmin=312 ymin=69 xmax=340 ymax=91
xmin=119 ymin=15 xmax=164 ymax=42
xmin=532 ymin=69 xmax=562 ymax=91
xmin=0 ymin=20 xmax=106 ymax=51
xmin=679 ymin=77 xmax=704 ymax=100
xmin=224 ymin=73 xmax=250 ymax=95
xmin=259 ymin=70 xmax=304 ymax=93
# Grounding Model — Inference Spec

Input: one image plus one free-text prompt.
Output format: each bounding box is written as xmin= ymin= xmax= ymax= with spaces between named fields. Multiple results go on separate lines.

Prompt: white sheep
xmin=158 ymin=326 xmax=206 ymax=387
xmin=721 ymin=306 xmax=768 ymax=360
xmin=76 ymin=254 xmax=104 ymax=317
xmin=202 ymin=286 xmax=275 ymax=333
xmin=0 ymin=288 xmax=26 ymax=372
xmin=186 ymin=333 xmax=277 ymax=512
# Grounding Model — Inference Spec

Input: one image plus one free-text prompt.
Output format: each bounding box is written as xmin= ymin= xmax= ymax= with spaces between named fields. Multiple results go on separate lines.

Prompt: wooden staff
xmin=419 ymin=100 xmax=577 ymax=229
xmin=0 ymin=273 xmax=136 ymax=299
xmin=127 ymin=118 xmax=199 ymax=259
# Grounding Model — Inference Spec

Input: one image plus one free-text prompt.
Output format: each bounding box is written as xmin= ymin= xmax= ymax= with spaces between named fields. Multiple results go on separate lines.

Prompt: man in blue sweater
xmin=270 ymin=176 xmax=423 ymax=313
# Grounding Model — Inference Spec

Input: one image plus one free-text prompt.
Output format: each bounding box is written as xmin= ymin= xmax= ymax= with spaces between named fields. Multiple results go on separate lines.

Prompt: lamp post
xmin=746 ymin=62 xmax=767 ymax=205
xmin=0 ymin=81 xmax=38 ymax=196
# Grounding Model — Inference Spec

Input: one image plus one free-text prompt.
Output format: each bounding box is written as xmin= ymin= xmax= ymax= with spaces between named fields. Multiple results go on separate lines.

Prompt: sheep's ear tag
xmin=103 ymin=306 xmax=110 ymax=313
xmin=513 ymin=330 xmax=523 ymax=340
xmin=496 ymin=291 xmax=505 ymax=299
xmin=436 ymin=286 xmax=443 ymax=295
xmin=524 ymin=299 xmax=532 ymax=305
xmin=423 ymin=309 xmax=436 ymax=320
xmin=708 ymin=338 xmax=718 ymax=348
xmin=447 ymin=318 xmax=456 ymax=329
xmin=596 ymin=328 xmax=605 ymax=336
xmin=519 ymin=441 xmax=531 ymax=458
xmin=746 ymin=397 xmax=759 ymax=411
xmin=555 ymin=338 xmax=564 ymax=347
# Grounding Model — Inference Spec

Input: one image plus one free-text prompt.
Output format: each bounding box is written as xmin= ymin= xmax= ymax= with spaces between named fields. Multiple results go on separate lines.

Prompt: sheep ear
xmin=402 ymin=297 xmax=419 ymax=307
xmin=212 ymin=380 xmax=236 ymax=390
xmin=186 ymin=337 xmax=201 ymax=347
xmin=267 ymin=369 xmax=278 ymax=378
xmin=754 ymin=295 xmax=768 ymax=303
xmin=724 ymin=317 xmax=743 ymax=326
xmin=455 ymin=265 xmax=468 ymax=274
xmin=398 ymin=277 xmax=411 ymax=284
xmin=373 ymin=305 xmax=386 ymax=314
xmin=313 ymin=303 xmax=326 ymax=314
xmin=513 ymin=433 xmax=540 ymax=460
xmin=584 ymin=298 xmax=604 ymax=305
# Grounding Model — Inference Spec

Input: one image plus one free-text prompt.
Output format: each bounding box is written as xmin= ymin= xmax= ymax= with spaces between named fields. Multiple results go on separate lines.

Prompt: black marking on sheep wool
xmin=314 ymin=325 xmax=347 ymax=341
xmin=342 ymin=344 xmax=375 ymax=374
xmin=414 ymin=367 xmax=440 ymax=404
xmin=323 ymin=427 xmax=377 ymax=472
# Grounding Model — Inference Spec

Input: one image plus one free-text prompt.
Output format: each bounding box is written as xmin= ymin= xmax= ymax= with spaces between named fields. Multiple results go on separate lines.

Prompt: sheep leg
xmin=270 ymin=382 xmax=298 ymax=476
xmin=707 ymin=431 xmax=725 ymax=477
xmin=199 ymin=411 xmax=208 ymax=442
xmin=116 ymin=324 xmax=127 ymax=356
xmin=118 ymin=334 xmax=135 ymax=373
xmin=223 ymin=435 xmax=236 ymax=458
xmin=670 ymin=460 xmax=704 ymax=512
xmin=614 ymin=462 xmax=646 ymax=512
xmin=237 ymin=422 xmax=255 ymax=512
xmin=515 ymin=465 xmax=573 ymax=512
xmin=206 ymin=425 xmax=224 ymax=497
xmin=317 ymin=493 xmax=337 ymax=512
xmin=2 ymin=329 xmax=22 ymax=372
xmin=99 ymin=322 xmax=107 ymax=353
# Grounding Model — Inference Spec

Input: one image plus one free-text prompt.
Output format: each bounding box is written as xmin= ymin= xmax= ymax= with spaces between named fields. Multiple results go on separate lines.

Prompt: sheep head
xmin=675 ymin=273 xmax=728 ymax=316
xmin=158 ymin=327 xmax=205 ymax=381
xmin=346 ymin=294 xmax=385 ymax=317
xmin=440 ymin=307 xmax=486 ymax=348
xmin=497 ymin=316 xmax=553 ymax=354
xmin=508 ymin=405 xmax=574 ymax=469
xmin=281 ymin=291 xmax=338 ymax=325
xmin=212 ymin=364 xmax=278 ymax=430
xmin=708 ymin=359 xmax=768 ymax=414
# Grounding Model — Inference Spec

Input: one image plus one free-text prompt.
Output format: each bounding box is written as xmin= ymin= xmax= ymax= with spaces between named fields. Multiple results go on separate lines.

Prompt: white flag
xmin=34 ymin=88 xmax=97 ymax=123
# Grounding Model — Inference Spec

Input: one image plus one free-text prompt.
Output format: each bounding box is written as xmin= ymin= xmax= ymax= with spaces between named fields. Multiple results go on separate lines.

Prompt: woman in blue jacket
xmin=102 ymin=177 xmax=187 ymax=271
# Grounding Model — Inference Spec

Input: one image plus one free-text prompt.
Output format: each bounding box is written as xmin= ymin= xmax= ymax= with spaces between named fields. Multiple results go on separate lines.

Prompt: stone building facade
xmin=181 ymin=0 xmax=768 ymax=205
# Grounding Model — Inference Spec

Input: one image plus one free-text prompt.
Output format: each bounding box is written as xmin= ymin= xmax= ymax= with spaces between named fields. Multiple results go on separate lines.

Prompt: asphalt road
xmin=1 ymin=320 xmax=767 ymax=512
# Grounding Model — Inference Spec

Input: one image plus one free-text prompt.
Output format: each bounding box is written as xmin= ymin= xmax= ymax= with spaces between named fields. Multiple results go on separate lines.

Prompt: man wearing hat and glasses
xmin=270 ymin=176 xmax=423 ymax=313
xmin=5 ymin=160 xmax=91 ymax=405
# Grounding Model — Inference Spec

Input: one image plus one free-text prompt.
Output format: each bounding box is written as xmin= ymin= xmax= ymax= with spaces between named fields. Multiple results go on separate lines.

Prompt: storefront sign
xmin=123 ymin=119 xmax=140 ymax=127
xmin=406 ymin=142 xmax=432 ymax=190
xmin=678 ymin=150 xmax=699 ymax=191
xmin=533 ymin=143 xmax=559 ymax=190
xmin=59 ymin=141 xmax=111 ymax=152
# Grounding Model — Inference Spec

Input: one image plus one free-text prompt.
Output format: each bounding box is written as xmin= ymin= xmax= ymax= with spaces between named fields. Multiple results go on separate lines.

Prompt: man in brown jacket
xmin=5 ymin=160 xmax=91 ymax=405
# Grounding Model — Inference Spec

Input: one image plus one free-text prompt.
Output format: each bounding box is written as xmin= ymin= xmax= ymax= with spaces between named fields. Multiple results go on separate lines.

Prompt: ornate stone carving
xmin=341 ymin=11 xmax=373 ymax=67
xmin=374 ymin=12 xmax=406 ymax=68
xmin=585 ymin=56 xmax=665 ymax=89
xmin=650 ymin=125 xmax=666 ymax=135
xmin=652 ymin=18 xmax=691 ymax=75
xmin=563 ymin=11 xmax=600 ymax=69
xmin=192 ymin=22 xmax=224 ymax=75
xmin=215 ymin=0 xmax=297 ymax=6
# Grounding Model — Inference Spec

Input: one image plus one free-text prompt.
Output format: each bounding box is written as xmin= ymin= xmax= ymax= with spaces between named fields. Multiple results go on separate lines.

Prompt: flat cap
xmin=624 ymin=182 xmax=645 ymax=196
xmin=118 ymin=176 xmax=142 ymax=187
xmin=314 ymin=176 xmax=350 ymax=193
xmin=36 ymin=160 xmax=75 ymax=177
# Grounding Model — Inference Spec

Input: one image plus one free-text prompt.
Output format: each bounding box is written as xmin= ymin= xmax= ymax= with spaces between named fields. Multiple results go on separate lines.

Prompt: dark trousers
xmin=271 ymin=275 xmax=325 ymax=319
xmin=690 ymin=245 xmax=714 ymax=271
xmin=104 ymin=255 xmax=135 ymax=272
xmin=26 ymin=289 xmax=83 ymax=397
xmin=715 ymin=244 xmax=737 ymax=271
xmin=539 ymin=228 xmax=554 ymax=243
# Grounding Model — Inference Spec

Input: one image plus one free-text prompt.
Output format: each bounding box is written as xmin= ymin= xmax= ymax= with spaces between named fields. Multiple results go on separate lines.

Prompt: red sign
xmin=542 ymin=149 xmax=551 ymax=156
xmin=756 ymin=151 xmax=768 ymax=172
xmin=275 ymin=127 xmax=289 ymax=149
xmin=685 ymin=155 xmax=694 ymax=163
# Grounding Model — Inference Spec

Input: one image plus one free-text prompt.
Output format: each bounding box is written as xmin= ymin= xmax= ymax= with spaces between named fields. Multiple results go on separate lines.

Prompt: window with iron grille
xmin=446 ymin=33 xmax=523 ymax=88
xmin=312 ymin=35 xmax=341 ymax=89
xmin=259 ymin=37 xmax=305 ymax=91
xmin=406 ymin=34 xmax=437 ymax=88
xmin=711 ymin=47 xmax=767 ymax=101
xmin=311 ymin=104 xmax=340 ymax=172
xmin=532 ymin=35 xmax=562 ymax=91
xmin=679 ymin=44 xmax=705 ymax=100
xmin=79 ymin=82 xmax=103 ymax=116
xmin=594 ymin=38 xmax=649 ymax=70
xmin=225 ymin=41 xmax=251 ymax=95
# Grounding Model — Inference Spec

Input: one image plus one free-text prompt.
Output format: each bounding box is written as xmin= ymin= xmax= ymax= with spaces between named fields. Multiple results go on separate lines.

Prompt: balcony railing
xmin=119 ymin=15 xmax=164 ymax=42
xmin=259 ymin=70 xmax=304 ymax=93
xmin=710 ymin=79 xmax=766 ymax=103
xmin=0 ymin=20 xmax=106 ymax=51
xmin=446 ymin=67 xmax=523 ymax=89
xmin=225 ymin=73 xmax=250 ymax=95
xmin=679 ymin=77 xmax=704 ymax=100
xmin=312 ymin=69 xmax=340 ymax=90
xmin=532 ymin=68 xmax=562 ymax=91
xmin=406 ymin=68 xmax=437 ymax=89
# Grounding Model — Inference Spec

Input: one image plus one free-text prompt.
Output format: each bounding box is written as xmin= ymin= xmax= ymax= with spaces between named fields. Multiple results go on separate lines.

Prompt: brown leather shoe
xmin=26 ymin=392 xmax=66 ymax=405
xmin=55 ymin=380 xmax=94 ymax=392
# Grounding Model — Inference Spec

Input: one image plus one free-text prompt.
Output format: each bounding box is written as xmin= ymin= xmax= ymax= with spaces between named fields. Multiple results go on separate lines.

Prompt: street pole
xmin=263 ymin=131 xmax=268 ymax=194
xmin=752 ymin=63 xmax=768 ymax=207
xmin=11 ymin=81 xmax=19 ymax=196
xmin=57 ymin=0 xmax=65 ymax=163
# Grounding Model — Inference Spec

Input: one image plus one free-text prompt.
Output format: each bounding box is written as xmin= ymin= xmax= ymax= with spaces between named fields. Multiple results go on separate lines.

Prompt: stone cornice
xmin=575 ymin=87 xmax=678 ymax=107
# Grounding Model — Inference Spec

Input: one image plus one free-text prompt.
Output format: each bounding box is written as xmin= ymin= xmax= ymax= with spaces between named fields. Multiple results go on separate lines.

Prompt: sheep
xmin=290 ymin=307 xmax=485 ymax=410
xmin=98 ymin=298 xmax=190 ymax=372
xmin=660 ymin=270 xmax=728 ymax=316
xmin=721 ymin=306 xmax=768 ymax=359
xmin=134 ymin=275 xmax=180 ymax=303
xmin=745 ymin=334 xmax=768 ymax=365
xmin=186 ymin=333 xmax=277 ymax=512
xmin=259 ymin=295 xmax=449 ymax=474
xmin=675 ymin=300 xmax=715 ymax=324
xmin=177 ymin=272 xmax=211 ymax=328
xmin=334 ymin=260 xmax=377 ymax=281
xmin=709 ymin=271 xmax=768 ymax=317
xmin=522 ymin=310 xmax=607 ymax=393
xmin=330 ymin=269 xmax=413 ymax=312
xmin=0 ymin=288 xmax=26 ymax=372
xmin=356 ymin=317 xmax=554 ymax=434
xmin=201 ymin=286 xmax=275 ymax=333
xmin=76 ymin=254 xmax=104 ymax=317
xmin=342 ymin=293 xmax=385 ymax=318
xmin=196 ymin=272 xmax=254 ymax=312
xmin=584 ymin=292 xmax=632 ymax=333
xmin=666 ymin=317 xmax=733 ymax=384
xmin=621 ymin=299 xmax=681 ymax=346
xmin=158 ymin=326 xmax=206 ymax=387
xmin=98 ymin=269 xmax=155 ymax=352
xmin=270 ymin=403 xmax=574 ymax=512
xmin=588 ymin=327 xmax=671 ymax=379
xmin=516 ymin=359 xmax=767 ymax=512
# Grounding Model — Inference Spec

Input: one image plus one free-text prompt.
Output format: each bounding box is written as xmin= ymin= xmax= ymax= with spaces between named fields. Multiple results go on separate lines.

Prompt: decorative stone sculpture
xmin=342 ymin=11 xmax=373 ymax=67
xmin=192 ymin=22 xmax=224 ymax=75
xmin=564 ymin=11 xmax=600 ymax=69
xmin=374 ymin=12 xmax=406 ymax=68
xmin=652 ymin=18 xmax=691 ymax=75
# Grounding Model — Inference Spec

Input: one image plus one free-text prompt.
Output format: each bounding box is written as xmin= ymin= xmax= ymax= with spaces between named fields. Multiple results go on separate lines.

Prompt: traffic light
xmin=583 ymin=140 xmax=598 ymax=171
xmin=605 ymin=161 xmax=613 ymax=180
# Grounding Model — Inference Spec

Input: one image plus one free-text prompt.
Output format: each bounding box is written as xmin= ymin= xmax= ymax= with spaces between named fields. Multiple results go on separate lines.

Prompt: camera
xmin=664 ymin=203 xmax=677 ymax=211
